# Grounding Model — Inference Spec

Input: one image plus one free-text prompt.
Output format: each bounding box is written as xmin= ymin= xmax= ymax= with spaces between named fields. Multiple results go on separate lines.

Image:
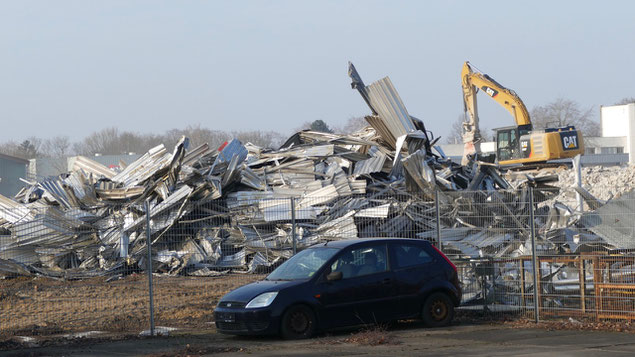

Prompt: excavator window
xmin=497 ymin=131 xmax=511 ymax=161
xmin=496 ymin=128 xmax=520 ymax=161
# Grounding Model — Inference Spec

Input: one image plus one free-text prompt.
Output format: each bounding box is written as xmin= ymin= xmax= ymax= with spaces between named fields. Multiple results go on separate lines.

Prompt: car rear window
xmin=393 ymin=243 xmax=432 ymax=269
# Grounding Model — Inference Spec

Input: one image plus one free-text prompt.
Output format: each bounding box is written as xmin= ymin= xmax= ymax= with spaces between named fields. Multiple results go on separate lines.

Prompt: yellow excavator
xmin=460 ymin=61 xmax=584 ymax=167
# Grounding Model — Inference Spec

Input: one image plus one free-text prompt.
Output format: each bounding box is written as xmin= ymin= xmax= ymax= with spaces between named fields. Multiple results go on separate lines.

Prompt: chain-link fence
xmin=2 ymin=187 xmax=635 ymax=337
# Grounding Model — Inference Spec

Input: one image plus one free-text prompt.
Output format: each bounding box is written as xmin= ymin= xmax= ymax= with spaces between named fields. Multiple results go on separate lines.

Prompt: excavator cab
xmin=496 ymin=127 xmax=518 ymax=161
xmin=495 ymin=124 xmax=532 ymax=162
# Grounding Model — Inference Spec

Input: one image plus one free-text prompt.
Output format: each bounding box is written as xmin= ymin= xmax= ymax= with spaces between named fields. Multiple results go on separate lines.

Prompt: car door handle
xmin=382 ymin=278 xmax=392 ymax=285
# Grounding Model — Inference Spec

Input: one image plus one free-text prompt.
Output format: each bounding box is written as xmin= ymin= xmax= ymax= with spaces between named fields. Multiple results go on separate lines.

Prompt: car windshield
xmin=266 ymin=247 xmax=339 ymax=281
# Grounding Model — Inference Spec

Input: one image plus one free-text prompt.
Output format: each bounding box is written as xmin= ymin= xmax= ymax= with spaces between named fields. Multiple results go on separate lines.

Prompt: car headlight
xmin=245 ymin=292 xmax=278 ymax=308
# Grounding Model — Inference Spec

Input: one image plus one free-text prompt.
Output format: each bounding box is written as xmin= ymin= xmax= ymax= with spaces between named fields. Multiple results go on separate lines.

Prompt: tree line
xmin=2 ymin=95 xmax=631 ymax=161
xmin=0 ymin=117 xmax=369 ymax=161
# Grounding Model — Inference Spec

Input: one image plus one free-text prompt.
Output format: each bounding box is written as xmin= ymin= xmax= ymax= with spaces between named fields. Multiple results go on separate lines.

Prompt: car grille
xmin=217 ymin=321 xmax=269 ymax=331
xmin=218 ymin=301 xmax=246 ymax=308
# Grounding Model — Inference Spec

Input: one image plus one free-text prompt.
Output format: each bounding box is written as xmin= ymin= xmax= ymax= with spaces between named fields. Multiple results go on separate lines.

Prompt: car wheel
xmin=422 ymin=292 xmax=454 ymax=327
xmin=280 ymin=305 xmax=316 ymax=339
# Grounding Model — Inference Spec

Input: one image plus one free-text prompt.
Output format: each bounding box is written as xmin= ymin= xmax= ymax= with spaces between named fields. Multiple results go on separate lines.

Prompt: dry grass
xmin=324 ymin=325 xmax=400 ymax=346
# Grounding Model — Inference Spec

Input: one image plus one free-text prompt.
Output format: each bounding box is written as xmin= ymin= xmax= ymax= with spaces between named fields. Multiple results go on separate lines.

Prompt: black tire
xmin=280 ymin=305 xmax=316 ymax=339
xmin=422 ymin=292 xmax=454 ymax=327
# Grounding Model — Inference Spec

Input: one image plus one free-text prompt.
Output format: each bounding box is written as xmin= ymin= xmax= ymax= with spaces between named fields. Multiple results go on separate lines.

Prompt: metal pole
xmin=573 ymin=154 xmax=584 ymax=213
xmin=435 ymin=189 xmax=442 ymax=250
xmin=291 ymin=197 xmax=297 ymax=255
xmin=529 ymin=189 xmax=540 ymax=323
xmin=145 ymin=200 xmax=155 ymax=336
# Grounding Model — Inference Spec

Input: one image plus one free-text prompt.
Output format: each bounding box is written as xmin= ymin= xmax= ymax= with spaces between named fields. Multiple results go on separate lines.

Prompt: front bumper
xmin=214 ymin=306 xmax=279 ymax=335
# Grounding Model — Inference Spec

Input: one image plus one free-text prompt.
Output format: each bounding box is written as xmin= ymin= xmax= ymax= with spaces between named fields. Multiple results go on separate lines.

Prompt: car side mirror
xmin=326 ymin=271 xmax=343 ymax=281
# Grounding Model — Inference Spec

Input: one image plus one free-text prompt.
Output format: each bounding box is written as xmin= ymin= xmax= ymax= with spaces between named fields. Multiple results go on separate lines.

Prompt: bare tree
xmin=337 ymin=116 xmax=368 ymax=134
xmin=614 ymin=97 xmax=635 ymax=105
xmin=73 ymin=127 xmax=121 ymax=155
xmin=445 ymin=115 xmax=490 ymax=144
xmin=445 ymin=115 xmax=464 ymax=144
xmin=41 ymin=136 xmax=71 ymax=157
xmin=232 ymin=130 xmax=286 ymax=149
xmin=74 ymin=128 xmax=158 ymax=155
xmin=164 ymin=125 xmax=229 ymax=151
xmin=0 ymin=141 xmax=21 ymax=158
xmin=41 ymin=136 xmax=73 ymax=173
xmin=530 ymin=98 xmax=600 ymax=137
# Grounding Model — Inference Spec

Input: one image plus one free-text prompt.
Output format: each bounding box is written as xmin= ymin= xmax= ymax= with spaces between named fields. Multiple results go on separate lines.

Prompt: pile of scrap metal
xmin=0 ymin=64 xmax=561 ymax=279
xmin=452 ymin=181 xmax=635 ymax=307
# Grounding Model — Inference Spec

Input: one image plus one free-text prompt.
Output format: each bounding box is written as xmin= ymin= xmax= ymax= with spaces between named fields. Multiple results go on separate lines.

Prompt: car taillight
xmin=431 ymin=244 xmax=456 ymax=272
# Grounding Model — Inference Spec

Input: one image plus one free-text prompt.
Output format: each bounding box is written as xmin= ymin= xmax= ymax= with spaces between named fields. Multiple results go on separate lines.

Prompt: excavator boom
xmin=462 ymin=62 xmax=532 ymax=128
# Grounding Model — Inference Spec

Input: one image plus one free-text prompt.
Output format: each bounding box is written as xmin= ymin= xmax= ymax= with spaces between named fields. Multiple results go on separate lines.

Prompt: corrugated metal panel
xmin=39 ymin=179 xmax=80 ymax=209
xmin=70 ymin=156 xmax=115 ymax=179
xmin=580 ymin=190 xmax=635 ymax=249
xmin=214 ymin=139 xmax=248 ymax=165
xmin=0 ymin=194 xmax=33 ymax=223
xmin=353 ymin=153 xmax=387 ymax=176
xmin=111 ymin=145 xmax=171 ymax=187
xmin=182 ymin=143 xmax=212 ymax=167
xmin=356 ymin=203 xmax=391 ymax=218
xmin=297 ymin=184 xmax=339 ymax=207
xmin=365 ymin=77 xmax=416 ymax=147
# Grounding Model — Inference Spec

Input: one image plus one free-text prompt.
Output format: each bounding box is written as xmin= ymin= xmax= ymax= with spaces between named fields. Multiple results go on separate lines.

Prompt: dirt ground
xmin=4 ymin=322 xmax=635 ymax=357
xmin=0 ymin=273 xmax=262 ymax=337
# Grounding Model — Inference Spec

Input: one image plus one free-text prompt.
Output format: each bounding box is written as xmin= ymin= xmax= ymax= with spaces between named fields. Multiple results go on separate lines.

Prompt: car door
xmin=349 ymin=243 xmax=398 ymax=324
xmin=314 ymin=249 xmax=364 ymax=329
xmin=389 ymin=241 xmax=436 ymax=317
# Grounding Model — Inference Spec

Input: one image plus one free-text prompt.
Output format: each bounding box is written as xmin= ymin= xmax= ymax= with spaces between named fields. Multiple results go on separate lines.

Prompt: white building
xmin=598 ymin=103 xmax=635 ymax=162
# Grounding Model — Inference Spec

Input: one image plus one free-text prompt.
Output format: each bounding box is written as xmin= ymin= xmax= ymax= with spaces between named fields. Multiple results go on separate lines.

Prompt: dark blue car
xmin=215 ymin=238 xmax=461 ymax=339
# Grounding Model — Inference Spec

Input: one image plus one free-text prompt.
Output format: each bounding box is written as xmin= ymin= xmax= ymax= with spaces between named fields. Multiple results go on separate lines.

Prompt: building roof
xmin=0 ymin=153 xmax=29 ymax=164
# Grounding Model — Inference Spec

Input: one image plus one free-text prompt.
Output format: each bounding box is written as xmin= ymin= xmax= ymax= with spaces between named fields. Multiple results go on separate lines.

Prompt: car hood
xmin=221 ymin=279 xmax=306 ymax=303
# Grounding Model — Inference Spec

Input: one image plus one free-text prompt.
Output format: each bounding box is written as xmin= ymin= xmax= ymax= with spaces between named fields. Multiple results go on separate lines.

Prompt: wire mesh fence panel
xmin=532 ymin=185 xmax=635 ymax=322
xmin=436 ymin=189 xmax=537 ymax=318
xmin=0 ymin=206 xmax=148 ymax=336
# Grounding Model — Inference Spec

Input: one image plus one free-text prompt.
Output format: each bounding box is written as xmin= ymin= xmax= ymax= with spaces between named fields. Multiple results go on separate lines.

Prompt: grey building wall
xmin=0 ymin=154 xmax=28 ymax=197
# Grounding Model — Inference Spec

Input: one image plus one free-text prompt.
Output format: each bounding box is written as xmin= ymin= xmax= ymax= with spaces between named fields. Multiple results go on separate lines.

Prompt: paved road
xmin=3 ymin=323 xmax=635 ymax=356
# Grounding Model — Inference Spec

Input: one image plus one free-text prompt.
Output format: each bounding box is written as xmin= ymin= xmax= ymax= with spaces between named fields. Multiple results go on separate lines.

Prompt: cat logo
xmin=560 ymin=132 xmax=579 ymax=150
xmin=521 ymin=141 xmax=528 ymax=151
xmin=482 ymin=86 xmax=498 ymax=98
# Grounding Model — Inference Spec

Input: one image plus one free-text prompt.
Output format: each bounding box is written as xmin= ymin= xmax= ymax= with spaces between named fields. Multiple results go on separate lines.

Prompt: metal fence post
xmin=291 ymin=197 xmax=297 ymax=255
xmin=529 ymin=189 xmax=540 ymax=323
xmin=145 ymin=200 xmax=156 ymax=336
xmin=573 ymin=154 xmax=584 ymax=213
xmin=435 ymin=189 xmax=442 ymax=251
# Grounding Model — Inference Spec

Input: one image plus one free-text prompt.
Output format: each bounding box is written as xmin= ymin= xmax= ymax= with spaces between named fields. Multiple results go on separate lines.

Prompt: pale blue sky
xmin=1 ymin=1 xmax=634 ymax=143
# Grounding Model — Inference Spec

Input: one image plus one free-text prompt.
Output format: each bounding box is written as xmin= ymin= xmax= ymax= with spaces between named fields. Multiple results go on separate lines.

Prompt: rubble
xmin=0 ymin=63 xmax=628 ymax=283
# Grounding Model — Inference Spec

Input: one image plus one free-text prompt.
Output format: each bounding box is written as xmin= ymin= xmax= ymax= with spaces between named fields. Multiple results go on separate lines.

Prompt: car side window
xmin=393 ymin=243 xmax=432 ymax=269
xmin=330 ymin=245 xmax=387 ymax=279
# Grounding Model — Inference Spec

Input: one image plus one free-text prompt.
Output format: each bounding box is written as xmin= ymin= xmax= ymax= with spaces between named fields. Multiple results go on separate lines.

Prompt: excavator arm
xmin=461 ymin=62 xmax=532 ymax=128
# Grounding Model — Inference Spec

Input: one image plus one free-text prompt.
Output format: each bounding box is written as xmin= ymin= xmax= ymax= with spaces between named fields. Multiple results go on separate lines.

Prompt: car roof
xmin=309 ymin=238 xmax=430 ymax=250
